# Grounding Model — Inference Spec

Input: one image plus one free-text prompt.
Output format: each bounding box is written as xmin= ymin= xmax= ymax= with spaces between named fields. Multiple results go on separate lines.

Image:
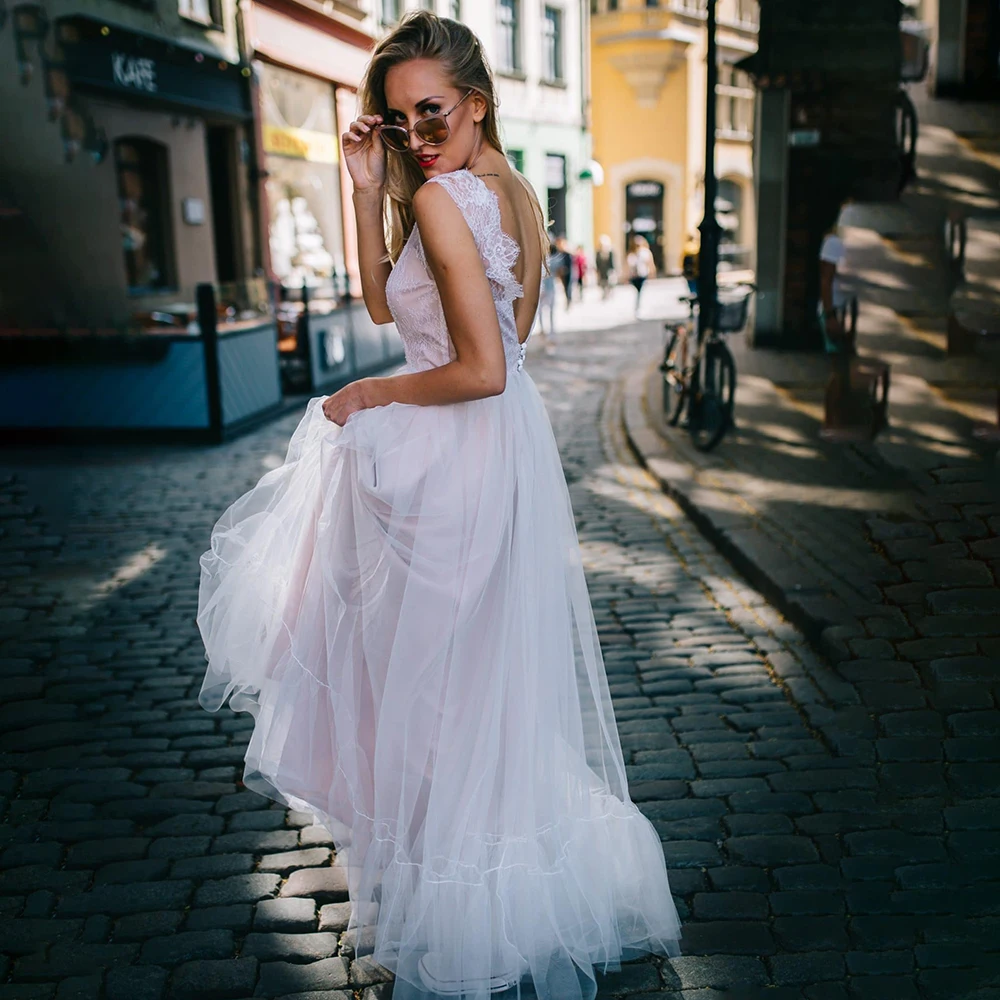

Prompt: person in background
xmin=818 ymin=220 xmax=849 ymax=351
xmin=573 ymin=245 xmax=588 ymax=301
xmin=554 ymin=236 xmax=574 ymax=308
xmin=682 ymin=232 xmax=700 ymax=298
xmin=595 ymin=234 xmax=615 ymax=299
xmin=626 ymin=234 xmax=655 ymax=318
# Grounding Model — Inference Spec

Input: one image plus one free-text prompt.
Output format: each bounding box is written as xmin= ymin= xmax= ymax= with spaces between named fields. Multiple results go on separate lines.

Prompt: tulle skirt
xmin=197 ymin=368 xmax=681 ymax=999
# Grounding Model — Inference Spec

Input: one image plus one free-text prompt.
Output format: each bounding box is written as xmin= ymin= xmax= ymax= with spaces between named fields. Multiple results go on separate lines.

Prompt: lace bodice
xmin=385 ymin=170 xmax=526 ymax=376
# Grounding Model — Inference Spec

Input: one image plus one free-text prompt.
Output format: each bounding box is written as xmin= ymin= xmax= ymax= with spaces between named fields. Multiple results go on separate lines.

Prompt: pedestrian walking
xmin=196 ymin=11 xmax=681 ymax=1000
xmin=595 ymin=233 xmax=616 ymax=299
xmin=573 ymin=244 xmax=588 ymax=300
xmin=626 ymin=234 xmax=655 ymax=317
xmin=554 ymin=235 xmax=574 ymax=307
xmin=682 ymin=232 xmax=700 ymax=298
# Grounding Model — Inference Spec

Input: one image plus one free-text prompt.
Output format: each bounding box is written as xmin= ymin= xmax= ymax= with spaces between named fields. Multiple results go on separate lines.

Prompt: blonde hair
xmin=358 ymin=10 xmax=546 ymax=263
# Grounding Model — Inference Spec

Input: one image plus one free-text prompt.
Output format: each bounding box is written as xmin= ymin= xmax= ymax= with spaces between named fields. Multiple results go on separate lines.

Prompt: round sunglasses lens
xmin=415 ymin=118 xmax=449 ymax=145
xmin=379 ymin=127 xmax=409 ymax=151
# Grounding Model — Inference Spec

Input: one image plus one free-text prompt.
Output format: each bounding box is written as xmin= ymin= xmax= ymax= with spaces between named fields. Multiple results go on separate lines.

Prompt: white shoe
xmin=417 ymin=951 xmax=523 ymax=995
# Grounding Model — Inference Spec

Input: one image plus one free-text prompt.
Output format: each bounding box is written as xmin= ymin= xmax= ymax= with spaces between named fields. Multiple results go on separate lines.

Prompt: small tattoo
xmin=474 ymin=172 xmax=501 ymax=178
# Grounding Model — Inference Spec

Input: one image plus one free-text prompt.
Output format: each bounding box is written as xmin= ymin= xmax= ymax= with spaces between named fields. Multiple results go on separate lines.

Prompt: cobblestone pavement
xmin=1 ymin=321 xmax=998 ymax=1000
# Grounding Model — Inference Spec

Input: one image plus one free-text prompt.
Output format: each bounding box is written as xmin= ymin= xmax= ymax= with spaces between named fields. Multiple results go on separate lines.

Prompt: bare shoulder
xmin=412 ymin=181 xmax=477 ymax=254
xmin=412 ymin=179 xmax=459 ymax=220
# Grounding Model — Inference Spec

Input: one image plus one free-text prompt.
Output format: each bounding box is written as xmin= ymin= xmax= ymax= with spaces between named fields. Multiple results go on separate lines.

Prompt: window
xmin=380 ymin=0 xmax=401 ymax=24
xmin=645 ymin=0 xmax=659 ymax=7
xmin=178 ymin=0 xmax=222 ymax=27
xmin=115 ymin=138 xmax=174 ymax=292
xmin=542 ymin=7 xmax=563 ymax=81
xmin=449 ymin=0 xmax=461 ymax=17
xmin=258 ymin=63 xmax=346 ymax=297
xmin=420 ymin=0 xmax=434 ymax=8
xmin=506 ymin=148 xmax=524 ymax=172
xmin=607 ymin=0 xmax=617 ymax=10
xmin=496 ymin=0 xmax=520 ymax=73
xmin=716 ymin=64 xmax=754 ymax=138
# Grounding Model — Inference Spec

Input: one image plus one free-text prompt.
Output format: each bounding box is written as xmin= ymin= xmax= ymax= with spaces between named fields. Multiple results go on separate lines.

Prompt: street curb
xmin=619 ymin=360 xmax=871 ymax=683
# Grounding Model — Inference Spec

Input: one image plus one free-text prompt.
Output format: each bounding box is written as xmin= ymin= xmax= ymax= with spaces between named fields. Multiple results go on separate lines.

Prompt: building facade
xmin=743 ymin=0 xmax=906 ymax=350
xmin=589 ymin=0 xmax=758 ymax=277
xmin=244 ymin=0 xmax=377 ymax=302
xmin=0 ymin=0 xmax=255 ymax=332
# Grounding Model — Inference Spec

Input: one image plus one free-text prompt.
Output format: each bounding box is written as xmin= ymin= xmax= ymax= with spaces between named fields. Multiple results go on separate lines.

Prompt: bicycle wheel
xmin=660 ymin=327 xmax=689 ymax=427
xmin=689 ymin=340 xmax=736 ymax=452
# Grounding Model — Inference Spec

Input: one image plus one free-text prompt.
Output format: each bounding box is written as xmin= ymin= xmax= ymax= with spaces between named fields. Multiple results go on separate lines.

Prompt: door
xmin=206 ymin=126 xmax=240 ymax=284
xmin=545 ymin=153 xmax=567 ymax=239
xmin=625 ymin=180 xmax=665 ymax=273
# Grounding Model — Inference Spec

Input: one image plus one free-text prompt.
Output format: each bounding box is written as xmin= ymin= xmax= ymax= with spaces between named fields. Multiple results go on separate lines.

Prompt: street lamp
xmin=694 ymin=0 xmax=721 ymax=408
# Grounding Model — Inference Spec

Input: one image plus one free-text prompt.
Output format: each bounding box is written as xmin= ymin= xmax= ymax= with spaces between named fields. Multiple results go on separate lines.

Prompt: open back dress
xmin=197 ymin=168 xmax=681 ymax=1000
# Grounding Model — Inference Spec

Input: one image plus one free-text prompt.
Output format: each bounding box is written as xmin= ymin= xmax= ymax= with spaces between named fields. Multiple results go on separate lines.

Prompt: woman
xmin=595 ymin=234 xmax=615 ymax=299
xmin=196 ymin=12 xmax=680 ymax=1000
xmin=626 ymin=234 xmax=656 ymax=318
xmin=573 ymin=244 xmax=588 ymax=300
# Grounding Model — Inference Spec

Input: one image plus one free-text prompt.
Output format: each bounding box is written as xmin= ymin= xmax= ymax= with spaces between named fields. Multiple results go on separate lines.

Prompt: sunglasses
xmin=378 ymin=90 xmax=474 ymax=152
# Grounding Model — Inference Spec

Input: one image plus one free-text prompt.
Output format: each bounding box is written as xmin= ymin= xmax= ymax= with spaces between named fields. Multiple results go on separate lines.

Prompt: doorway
xmin=964 ymin=0 xmax=1000 ymax=95
xmin=206 ymin=126 xmax=241 ymax=284
xmin=545 ymin=153 xmax=567 ymax=240
xmin=625 ymin=180 xmax=665 ymax=273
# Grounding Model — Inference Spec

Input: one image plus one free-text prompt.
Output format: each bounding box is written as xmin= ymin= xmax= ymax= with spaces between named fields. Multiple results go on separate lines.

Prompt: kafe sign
xmin=112 ymin=53 xmax=158 ymax=93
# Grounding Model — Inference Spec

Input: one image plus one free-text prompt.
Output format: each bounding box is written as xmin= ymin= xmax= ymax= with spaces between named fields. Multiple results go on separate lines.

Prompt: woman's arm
xmin=322 ymin=183 xmax=507 ymax=425
xmin=354 ymin=188 xmax=394 ymax=324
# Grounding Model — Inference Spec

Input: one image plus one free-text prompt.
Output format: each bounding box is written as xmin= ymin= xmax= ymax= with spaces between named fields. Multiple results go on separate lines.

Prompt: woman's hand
xmin=341 ymin=115 xmax=387 ymax=191
xmin=322 ymin=379 xmax=379 ymax=426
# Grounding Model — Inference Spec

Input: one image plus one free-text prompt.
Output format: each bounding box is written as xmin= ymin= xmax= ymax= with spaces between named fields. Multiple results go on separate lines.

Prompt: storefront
xmin=245 ymin=1 xmax=402 ymax=394
xmin=0 ymin=16 xmax=283 ymax=440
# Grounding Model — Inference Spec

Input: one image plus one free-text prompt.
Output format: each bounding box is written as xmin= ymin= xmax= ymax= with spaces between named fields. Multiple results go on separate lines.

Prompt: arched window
xmin=114 ymin=138 xmax=174 ymax=292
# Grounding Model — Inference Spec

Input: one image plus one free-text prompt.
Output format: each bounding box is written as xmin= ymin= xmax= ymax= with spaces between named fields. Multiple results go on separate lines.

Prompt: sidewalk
xmin=622 ymin=94 xmax=1000 ymax=802
xmin=624 ymin=88 xmax=1000 ymax=649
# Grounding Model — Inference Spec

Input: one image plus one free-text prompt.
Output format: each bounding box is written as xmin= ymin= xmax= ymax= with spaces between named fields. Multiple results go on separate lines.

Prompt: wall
xmin=0 ymin=82 xmax=220 ymax=326
xmin=591 ymin=1 xmax=757 ymax=275
xmin=591 ymin=8 xmax=696 ymax=273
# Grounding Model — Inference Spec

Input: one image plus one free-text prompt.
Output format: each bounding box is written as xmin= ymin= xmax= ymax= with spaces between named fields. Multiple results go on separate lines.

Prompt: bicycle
xmin=660 ymin=283 xmax=754 ymax=452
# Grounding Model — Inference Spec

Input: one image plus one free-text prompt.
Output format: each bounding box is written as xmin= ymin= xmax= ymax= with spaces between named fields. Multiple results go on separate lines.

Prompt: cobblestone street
xmin=1 ymin=316 xmax=998 ymax=999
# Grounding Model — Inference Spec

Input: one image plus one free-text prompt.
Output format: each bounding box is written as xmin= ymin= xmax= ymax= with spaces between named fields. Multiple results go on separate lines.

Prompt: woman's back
xmin=477 ymin=168 xmax=542 ymax=345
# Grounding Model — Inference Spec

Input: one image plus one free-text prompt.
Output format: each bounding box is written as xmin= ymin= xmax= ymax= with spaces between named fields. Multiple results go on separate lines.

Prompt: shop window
xmin=716 ymin=64 xmax=754 ymax=139
xmin=542 ymin=7 xmax=563 ymax=82
xmin=178 ymin=0 xmax=222 ymax=28
xmin=258 ymin=62 xmax=346 ymax=301
xmin=496 ymin=0 xmax=520 ymax=73
xmin=115 ymin=137 xmax=174 ymax=293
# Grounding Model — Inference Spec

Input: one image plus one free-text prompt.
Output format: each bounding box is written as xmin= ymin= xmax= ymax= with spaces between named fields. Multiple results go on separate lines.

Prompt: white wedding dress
xmin=197 ymin=169 xmax=681 ymax=999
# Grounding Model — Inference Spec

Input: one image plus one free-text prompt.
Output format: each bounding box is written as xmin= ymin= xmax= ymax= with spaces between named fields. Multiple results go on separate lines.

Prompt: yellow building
xmin=590 ymin=0 xmax=759 ymax=277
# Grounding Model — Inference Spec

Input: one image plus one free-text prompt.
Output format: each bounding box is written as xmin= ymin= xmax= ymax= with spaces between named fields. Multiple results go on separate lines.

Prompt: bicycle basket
xmin=715 ymin=292 xmax=752 ymax=334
